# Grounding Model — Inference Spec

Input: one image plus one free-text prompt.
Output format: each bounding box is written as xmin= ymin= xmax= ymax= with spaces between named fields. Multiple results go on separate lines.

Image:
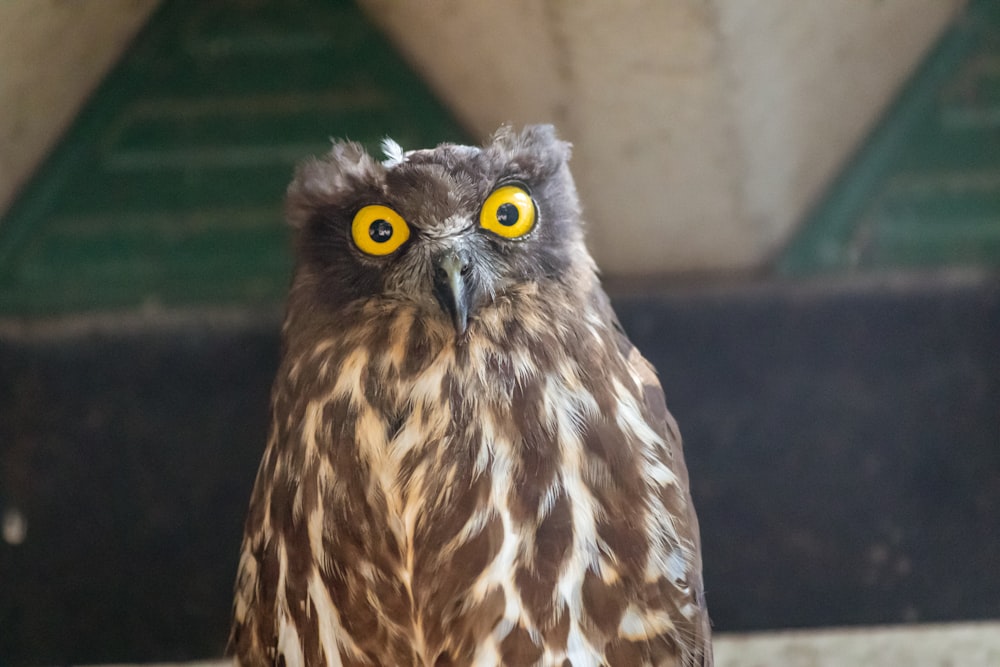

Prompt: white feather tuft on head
xmin=380 ymin=137 xmax=407 ymax=168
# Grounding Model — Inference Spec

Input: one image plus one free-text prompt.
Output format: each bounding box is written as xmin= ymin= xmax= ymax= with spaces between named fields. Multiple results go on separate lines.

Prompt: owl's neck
xmin=283 ymin=278 xmax=617 ymax=396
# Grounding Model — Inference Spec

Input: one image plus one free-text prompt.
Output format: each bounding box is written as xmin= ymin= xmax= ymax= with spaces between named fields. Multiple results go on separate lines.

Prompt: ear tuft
xmin=521 ymin=124 xmax=572 ymax=160
xmin=489 ymin=124 xmax=572 ymax=171
xmin=285 ymin=141 xmax=381 ymax=229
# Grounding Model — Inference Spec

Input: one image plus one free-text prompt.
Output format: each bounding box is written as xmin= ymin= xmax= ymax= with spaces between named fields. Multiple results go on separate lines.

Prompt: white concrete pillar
xmin=358 ymin=0 xmax=965 ymax=274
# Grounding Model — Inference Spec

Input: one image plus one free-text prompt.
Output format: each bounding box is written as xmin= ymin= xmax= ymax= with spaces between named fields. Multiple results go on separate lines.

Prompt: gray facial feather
xmin=285 ymin=124 xmax=593 ymax=331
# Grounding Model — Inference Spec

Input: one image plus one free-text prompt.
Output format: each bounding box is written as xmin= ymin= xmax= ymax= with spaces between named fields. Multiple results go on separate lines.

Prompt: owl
xmin=229 ymin=125 xmax=712 ymax=666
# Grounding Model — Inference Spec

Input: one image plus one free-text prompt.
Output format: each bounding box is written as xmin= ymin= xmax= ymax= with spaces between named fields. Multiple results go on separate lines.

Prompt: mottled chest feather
xmin=233 ymin=296 xmax=708 ymax=666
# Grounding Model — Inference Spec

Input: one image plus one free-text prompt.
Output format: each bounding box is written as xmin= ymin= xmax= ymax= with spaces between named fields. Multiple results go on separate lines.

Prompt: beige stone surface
xmin=714 ymin=621 xmax=1000 ymax=667
xmin=716 ymin=1 xmax=968 ymax=271
xmin=0 ymin=0 xmax=161 ymax=214
xmin=357 ymin=0 xmax=966 ymax=274
xmin=75 ymin=621 xmax=1000 ymax=666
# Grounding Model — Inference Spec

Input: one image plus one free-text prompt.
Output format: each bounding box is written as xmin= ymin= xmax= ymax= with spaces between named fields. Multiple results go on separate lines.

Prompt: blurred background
xmin=0 ymin=0 xmax=998 ymax=664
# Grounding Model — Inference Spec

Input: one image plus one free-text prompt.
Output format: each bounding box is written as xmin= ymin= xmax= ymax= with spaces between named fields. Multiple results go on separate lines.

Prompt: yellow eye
xmin=351 ymin=205 xmax=410 ymax=256
xmin=479 ymin=185 xmax=536 ymax=239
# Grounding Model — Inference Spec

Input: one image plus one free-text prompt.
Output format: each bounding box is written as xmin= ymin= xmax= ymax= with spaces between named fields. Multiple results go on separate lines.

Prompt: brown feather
xmin=230 ymin=125 xmax=712 ymax=666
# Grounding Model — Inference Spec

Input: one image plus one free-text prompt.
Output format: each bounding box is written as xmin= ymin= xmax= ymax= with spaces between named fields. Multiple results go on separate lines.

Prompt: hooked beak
xmin=432 ymin=250 xmax=471 ymax=336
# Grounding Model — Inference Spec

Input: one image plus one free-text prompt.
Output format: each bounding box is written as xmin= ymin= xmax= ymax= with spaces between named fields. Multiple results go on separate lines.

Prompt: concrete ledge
xmin=76 ymin=622 xmax=1000 ymax=666
xmin=714 ymin=621 xmax=1000 ymax=667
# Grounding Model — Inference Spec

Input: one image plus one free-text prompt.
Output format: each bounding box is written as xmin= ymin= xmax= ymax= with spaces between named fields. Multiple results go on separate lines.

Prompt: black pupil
xmin=496 ymin=202 xmax=519 ymax=227
xmin=369 ymin=219 xmax=393 ymax=243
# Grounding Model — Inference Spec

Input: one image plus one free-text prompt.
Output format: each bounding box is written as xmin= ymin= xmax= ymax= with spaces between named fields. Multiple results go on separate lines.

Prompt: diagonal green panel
xmin=0 ymin=0 xmax=469 ymax=317
xmin=778 ymin=0 xmax=1000 ymax=275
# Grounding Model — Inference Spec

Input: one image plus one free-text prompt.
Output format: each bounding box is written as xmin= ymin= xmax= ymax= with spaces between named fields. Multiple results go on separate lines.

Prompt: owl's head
xmin=285 ymin=124 xmax=594 ymax=337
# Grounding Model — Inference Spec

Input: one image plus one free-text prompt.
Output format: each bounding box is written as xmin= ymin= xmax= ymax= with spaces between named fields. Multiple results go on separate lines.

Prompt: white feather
xmin=380 ymin=137 xmax=407 ymax=167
